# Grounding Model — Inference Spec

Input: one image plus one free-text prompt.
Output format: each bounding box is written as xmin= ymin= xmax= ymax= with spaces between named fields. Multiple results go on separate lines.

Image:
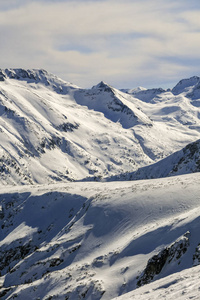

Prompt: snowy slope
xmin=0 ymin=69 xmax=199 ymax=184
xmin=135 ymin=138 xmax=200 ymax=179
xmin=0 ymin=174 xmax=200 ymax=299
xmin=113 ymin=264 xmax=200 ymax=300
xmin=0 ymin=69 xmax=200 ymax=299
xmin=121 ymin=86 xmax=165 ymax=102
xmin=106 ymin=138 xmax=200 ymax=181
xmin=172 ymin=76 xmax=200 ymax=96
xmin=0 ymin=69 xmax=153 ymax=184
xmin=74 ymin=81 xmax=152 ymax=128
xmin=172 ymin=76 xmax=200 ymax=107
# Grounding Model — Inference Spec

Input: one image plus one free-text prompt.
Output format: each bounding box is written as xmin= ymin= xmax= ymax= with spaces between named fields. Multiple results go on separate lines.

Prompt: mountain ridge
xmin=0 ymin=68 xmax=199 ymax=184
xmin=102 ymin=138 xmax=200 ymax=182
xmin=0 ymin=69 xmax=200 ymax=300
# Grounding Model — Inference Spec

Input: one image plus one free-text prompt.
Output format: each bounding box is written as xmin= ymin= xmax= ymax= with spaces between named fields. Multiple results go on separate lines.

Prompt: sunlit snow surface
xmin=0 ymin=174 xmax=200 ymax=299
xmin=0 ymin=69 xmax=199 ymax=184
xmin=113 ymin=265 xmax=200 ymax=300
xmin=0 ymin=70 xmax=200 ymax=299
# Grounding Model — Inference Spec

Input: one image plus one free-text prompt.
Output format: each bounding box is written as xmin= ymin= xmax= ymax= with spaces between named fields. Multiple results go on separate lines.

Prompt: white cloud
xmin=0 ymin=0 xmax=200 ymax=88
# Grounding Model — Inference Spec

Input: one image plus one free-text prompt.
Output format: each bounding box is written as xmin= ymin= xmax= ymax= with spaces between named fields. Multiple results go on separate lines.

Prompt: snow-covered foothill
xmin=112 ymin=264 xmax=200 ymax=300
xmin=0 ymin=173 xmax=200 ymax=299
xmin=107 ymin=138 xmax=200 ymax=181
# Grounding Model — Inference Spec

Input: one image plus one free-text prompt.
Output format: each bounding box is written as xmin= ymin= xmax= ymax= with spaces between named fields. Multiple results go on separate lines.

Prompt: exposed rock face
xmin=0 ymin=68 xmax=48 ymax=83
xmin=0 ymin=70 xmax=6 ymax=81
xmin=193 ymin=244 xmax=200 ymax=266
xmin=170 ymin=139 xmax=200 ymax=174
xmin=137 ymin=231 xmax=190 ymax=287
xmin=0 ymin=241 xmax=34 ymax=275
xmin=56 ymin=122 xmax=79 ymax=132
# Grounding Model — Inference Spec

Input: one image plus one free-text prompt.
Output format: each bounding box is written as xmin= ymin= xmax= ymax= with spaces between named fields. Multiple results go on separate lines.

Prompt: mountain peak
xmin=0 ymin=68 xmax=79 ymax=92
xmin=123 ymin=86 xmax=166 ymax=102
xmin=92 ymin=81 xmax=113 ymax=91
xmin=0 ymin=68 xmax=48 ymax=82
xmin=172 ymin=76 xmax=200 ymax=95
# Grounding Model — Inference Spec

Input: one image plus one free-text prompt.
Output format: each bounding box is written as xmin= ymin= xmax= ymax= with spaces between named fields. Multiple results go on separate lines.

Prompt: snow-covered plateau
xmin=0 ymin=69 xmax=200 ymax=299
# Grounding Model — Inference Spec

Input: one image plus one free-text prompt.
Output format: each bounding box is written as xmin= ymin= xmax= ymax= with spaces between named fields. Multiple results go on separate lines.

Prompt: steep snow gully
xmin=0 ymin=69 xmax=200 ymax=299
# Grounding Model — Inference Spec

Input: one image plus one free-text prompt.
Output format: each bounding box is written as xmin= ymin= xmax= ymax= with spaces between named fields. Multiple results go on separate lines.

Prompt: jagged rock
xmin=0 ymin=287 xmax=12 ymax=298
xmin=0 ymin=241 xmax=35 ymax=275
xmin=137 ymin=231 xmax=190 ymax=287
xmin=0 ymin=205 xmax=4 ymax=219
xmin=193 ymin=243 xmax=200 ymax=266
xmin=123 ymin=139 xmax=200 ymax=182
xmin=0 ymin=70 xmax=6 ymax=81
xmin=56 ymin=122 xmax=79 ymax=132
xmin=49 ymin=258 xmax=64 ymax=268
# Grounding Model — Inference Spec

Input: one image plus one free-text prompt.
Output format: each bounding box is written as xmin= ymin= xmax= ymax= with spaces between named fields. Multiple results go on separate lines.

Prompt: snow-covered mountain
xmin=172 ymin=76 xmax=200 ymax=97
xmin=0 ymin=174 xmax=200 ymax=299
xmin=0 ymin=68 xmax=199 ymax=185
xmin=0 ymin=69 xmax=200 ymax=299
xmin=121 ymin=86 xmax=165 ymax=102
xmin=106 ymin=138 xmax=200 ymax=181
xmin=0 ymin=69 xmax=154 ymax=184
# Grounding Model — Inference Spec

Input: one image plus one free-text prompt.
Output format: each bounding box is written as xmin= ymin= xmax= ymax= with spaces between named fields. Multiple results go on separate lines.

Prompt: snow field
xmin=0 ymin=173 xmax=199 ymax=299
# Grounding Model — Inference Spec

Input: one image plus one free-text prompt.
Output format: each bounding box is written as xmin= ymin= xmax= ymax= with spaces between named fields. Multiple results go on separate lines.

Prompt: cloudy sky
xmin=0 ymin=0 xmax=200 ymax=89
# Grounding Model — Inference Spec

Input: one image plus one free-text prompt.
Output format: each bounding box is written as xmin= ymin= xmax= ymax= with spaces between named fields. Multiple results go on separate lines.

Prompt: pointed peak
xmin=172 ymin=76 xmax=200 ymax=95
xmin=92 ymin=81 xmax=113 ymax=90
